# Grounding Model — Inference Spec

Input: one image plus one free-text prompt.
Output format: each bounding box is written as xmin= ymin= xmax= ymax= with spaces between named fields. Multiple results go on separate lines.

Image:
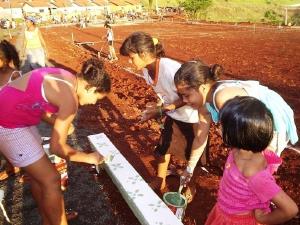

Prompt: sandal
xmin=66 ymin=210 xmax=78 ymax=220
xmin=182 ymin=184 xmax=197 ymax=204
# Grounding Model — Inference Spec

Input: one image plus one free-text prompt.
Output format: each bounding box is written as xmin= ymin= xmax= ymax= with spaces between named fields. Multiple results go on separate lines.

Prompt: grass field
xmin=142 ymin=0 xmax=300 ymax=23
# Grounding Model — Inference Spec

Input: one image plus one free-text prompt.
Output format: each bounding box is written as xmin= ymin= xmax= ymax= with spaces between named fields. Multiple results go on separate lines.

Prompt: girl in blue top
xmin=174 ymin=60 xmax=298 ymax=167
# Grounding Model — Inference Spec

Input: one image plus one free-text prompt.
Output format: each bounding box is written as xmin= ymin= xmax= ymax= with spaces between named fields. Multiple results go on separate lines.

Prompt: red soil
xmin=43 ymin=22 xmax=300 ymax=225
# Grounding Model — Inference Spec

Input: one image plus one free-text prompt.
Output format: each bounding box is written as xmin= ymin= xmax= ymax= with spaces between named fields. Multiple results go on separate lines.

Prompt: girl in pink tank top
xmin=205 ymin=96 xmax=298 ymax=225
xmin=0 ymin=40 xmax=23 ymax=181
xmin=0 ymin=56 xmax=111 ymax=225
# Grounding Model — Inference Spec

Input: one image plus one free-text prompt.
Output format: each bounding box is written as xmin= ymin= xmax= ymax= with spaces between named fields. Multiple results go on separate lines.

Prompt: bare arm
xmin=255 ymin=191 xmax=298 ymax=224
xmin=187 ymin=107 xmax=211 ymax=172
xmin=140 ymin=98 xmax=186 ymax=122
xmin=22 ymin=35 xmax=27 ymax=56
xmin=38 ymin=29 xmax=48 ymax=54
xmin=162 ymin=98 xmax=185 ymax=112
xmin=214 ymin=87 xmax=248 ymax=110
xmin=46 ymin=82 xmax=103 ymax=164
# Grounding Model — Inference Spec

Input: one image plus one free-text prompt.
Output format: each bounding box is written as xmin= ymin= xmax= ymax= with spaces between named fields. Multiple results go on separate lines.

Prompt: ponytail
xmin=154 ymin=41 xmax=165 ymax=58
xmin=174 ymin=60 xmax=223 ymax=89
xmin=120 ymin=32 xmax=165 ymax=58
xmin=79 ymin=58 xmax=111 ymax=93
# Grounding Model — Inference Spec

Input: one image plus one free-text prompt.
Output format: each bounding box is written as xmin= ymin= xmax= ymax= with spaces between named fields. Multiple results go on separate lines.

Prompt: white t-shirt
xmin=107 ymin=29 xmax=113 ymax=41
xmin=142 ymin=58 xmax=199 ymax=123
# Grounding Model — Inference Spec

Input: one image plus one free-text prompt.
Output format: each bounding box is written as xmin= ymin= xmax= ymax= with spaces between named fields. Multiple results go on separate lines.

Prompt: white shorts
xmin=0 ymin=126 xmax=45 ymax=168
xmin=26 ymin=47 xmax=46 ymax=68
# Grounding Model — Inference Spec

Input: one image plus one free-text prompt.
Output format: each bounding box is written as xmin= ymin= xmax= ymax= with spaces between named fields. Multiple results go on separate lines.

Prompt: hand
xmin=180 ymin=168 xmax=193 ymax=187
xmin=140 ymin=108 xmax=157 ymax=122
xmin=21 ymin=50 xmax=25 ymax=58
xmin=88 ymin=152 xmax=105 ymax=165
xmin=140 ymin=103 xmax=160 ymax=122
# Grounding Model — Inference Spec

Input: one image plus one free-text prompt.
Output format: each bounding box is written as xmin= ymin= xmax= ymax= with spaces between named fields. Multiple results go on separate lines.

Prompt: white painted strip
xmin=88 ymin=133 xmax=184 ymax=225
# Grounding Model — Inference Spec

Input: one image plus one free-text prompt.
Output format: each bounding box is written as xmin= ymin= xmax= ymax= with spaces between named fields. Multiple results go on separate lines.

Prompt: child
xmin=174 ymin=60 xmax=298 ymax=166
xmin=104 ymin=22 xmax=118 ymax=61
xmin=120 ymin=32 xmax=200 ymax=200
xmin=0 ymin=58 xmax=111 ymax=225
xmin=205 ymin=96 xmax=298 ymax=225
xmin=0 ymin=40 xmax=22 ymax=180
xmin=22 ymin=16 xmax=48 ymax=72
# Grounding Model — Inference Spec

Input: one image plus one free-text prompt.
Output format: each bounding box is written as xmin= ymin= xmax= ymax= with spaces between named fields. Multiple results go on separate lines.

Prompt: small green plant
xmin=264 ymin=9 xmax=283 ymax=24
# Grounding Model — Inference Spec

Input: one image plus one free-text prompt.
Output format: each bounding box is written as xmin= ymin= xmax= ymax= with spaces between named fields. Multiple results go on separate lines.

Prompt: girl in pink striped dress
xmin=205 ymin=96 xmax=298 ymax=225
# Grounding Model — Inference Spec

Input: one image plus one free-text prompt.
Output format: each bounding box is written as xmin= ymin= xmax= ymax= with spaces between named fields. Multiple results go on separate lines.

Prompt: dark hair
xmin=174 ymin=60 xmax=223 ymax=89
xmin=0 ymin=40 xmax=20 ymax=70
xmin=220 ymin=96 xmax=274 ymax=152
xmin=79 ymin=58 xmax=111 ymax=93
xmin=104 ymin=21 xmax=111 ymax=29
xmin=120 ymin=32 xmax=165 ymax=58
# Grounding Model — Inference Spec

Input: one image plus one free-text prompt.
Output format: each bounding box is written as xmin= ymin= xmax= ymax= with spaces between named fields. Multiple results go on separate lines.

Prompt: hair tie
xmin=152 ymin=37 xmax=158 ymax=46
xmin=209 ymin=65 xmax=214 ymax=75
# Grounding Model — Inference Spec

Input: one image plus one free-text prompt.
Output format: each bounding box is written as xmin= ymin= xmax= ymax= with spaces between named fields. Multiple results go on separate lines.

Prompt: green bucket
xmin=163 ymin=192 xmax=187 ymax=221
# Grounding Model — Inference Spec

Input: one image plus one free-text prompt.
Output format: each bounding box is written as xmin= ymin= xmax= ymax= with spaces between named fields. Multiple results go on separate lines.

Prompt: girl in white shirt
xmin=104 ymin=22 xmax=118 ymax=61
xmin=120 ymin=32 xmax=200 ymax=200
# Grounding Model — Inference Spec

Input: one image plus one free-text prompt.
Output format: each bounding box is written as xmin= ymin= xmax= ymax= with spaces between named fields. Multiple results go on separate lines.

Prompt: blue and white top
xmin=206 ymin=80 xmax=298 ymax=145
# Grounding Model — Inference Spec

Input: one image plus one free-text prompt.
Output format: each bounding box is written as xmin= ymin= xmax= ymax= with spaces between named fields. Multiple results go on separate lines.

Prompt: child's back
xmin=205 ymin=96 xmax=298 ymax=225
xmin=218 ymin=149 xmax=281 ymax=215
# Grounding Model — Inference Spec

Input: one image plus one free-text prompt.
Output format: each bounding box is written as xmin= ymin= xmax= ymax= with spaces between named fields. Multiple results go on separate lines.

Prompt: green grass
xmin=141 ymin=0 xmax=300 ymax=23
xmin=142 ymin=0 xmax=300 ymax=8
xmin=205 ymin=0 xmax=300 ymax=23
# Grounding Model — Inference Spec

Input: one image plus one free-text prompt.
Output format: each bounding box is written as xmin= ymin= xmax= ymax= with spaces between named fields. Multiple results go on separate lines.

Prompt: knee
xmin=41 ymin=171 xmax=61 ymax=190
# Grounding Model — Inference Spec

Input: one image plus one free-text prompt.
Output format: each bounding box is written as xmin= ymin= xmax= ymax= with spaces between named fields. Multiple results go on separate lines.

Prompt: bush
xmin=264 ymin=9 xmax=283 ymax=24
xmin=180 ymin=0 xmax=212 ymax=19
xmin=291 ymin=12 xmax=300 ymax=25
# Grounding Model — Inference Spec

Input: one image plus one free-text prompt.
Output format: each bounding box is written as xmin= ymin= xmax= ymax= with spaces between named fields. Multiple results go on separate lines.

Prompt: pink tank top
xmin=0 ymin=67 xmax=74 ymax=128
xmin=217 ymin=150 xmax=282 ymax=215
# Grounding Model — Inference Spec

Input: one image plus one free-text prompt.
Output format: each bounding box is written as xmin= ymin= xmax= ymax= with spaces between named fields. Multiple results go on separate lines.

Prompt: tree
xmin=149 ymin=0 xmax=153 ymax=9
xmin=180 ymin=0 xmax=212 ymax=18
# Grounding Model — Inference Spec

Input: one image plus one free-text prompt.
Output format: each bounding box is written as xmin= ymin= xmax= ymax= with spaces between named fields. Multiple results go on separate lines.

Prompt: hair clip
xmin=152 ymin=38 xmax=158 ymax=46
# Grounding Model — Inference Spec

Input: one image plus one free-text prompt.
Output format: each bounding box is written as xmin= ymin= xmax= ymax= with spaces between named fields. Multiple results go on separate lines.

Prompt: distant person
xmin=205 ymin=96 xmax=298 ymax=225
xmin=11 ymin=19 xmax=16 ymax=29
xmin=22 ymin=16 xmax=48 ymax=72
xmin=0 ymin=58 xmax=111 ymax=225
xmin=104 ymin=22 xmax=118 ymax=61
xmin=120 ymin=32 xmax=199 ymax=202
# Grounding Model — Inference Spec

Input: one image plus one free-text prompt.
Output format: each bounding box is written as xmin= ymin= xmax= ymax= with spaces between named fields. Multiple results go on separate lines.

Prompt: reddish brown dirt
xmin=8 ymin=22 xmax=300 ymax=225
